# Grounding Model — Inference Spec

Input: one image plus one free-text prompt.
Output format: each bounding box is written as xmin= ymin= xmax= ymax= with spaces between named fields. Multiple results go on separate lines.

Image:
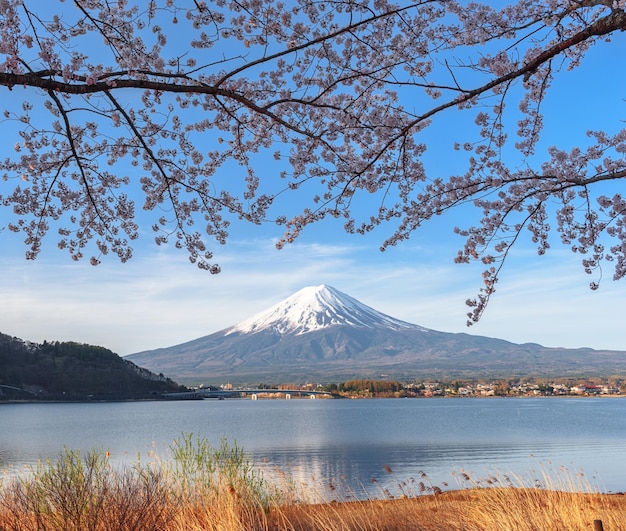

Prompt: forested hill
xmin=0 ymin=333 xmax=185 ymax=400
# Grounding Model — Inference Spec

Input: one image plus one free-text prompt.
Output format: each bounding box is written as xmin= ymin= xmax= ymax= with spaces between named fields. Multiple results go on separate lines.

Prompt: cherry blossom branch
xmin=1 ymin=0 xmax=625 ymax=324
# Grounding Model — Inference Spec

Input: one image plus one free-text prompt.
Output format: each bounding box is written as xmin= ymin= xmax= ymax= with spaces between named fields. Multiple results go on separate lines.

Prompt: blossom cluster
xmin=0 ymin=0 xmax=624 ymax=320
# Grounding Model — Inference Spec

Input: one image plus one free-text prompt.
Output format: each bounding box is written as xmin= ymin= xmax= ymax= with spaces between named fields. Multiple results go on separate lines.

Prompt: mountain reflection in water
xmin=1 ymin=398 xmax=624 ymax=498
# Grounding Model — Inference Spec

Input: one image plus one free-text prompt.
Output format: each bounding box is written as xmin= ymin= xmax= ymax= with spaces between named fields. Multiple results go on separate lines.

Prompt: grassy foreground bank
xmin=1 ymin=435 xmax=625 ymax=531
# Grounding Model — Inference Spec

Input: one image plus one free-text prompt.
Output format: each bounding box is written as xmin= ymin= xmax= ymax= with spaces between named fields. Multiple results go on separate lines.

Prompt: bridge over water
xmin=0 ymin=384 xmax=37 ymax=396
xmin=165 ymin=388 xmax=337 ymax=400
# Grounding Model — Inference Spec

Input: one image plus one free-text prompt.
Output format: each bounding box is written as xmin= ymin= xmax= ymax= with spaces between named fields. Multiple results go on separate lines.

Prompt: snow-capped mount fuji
xmin=227 ymin=284 xmax=425 ymax=336
xmin=126 ymin=285 xmax=626 ymax=385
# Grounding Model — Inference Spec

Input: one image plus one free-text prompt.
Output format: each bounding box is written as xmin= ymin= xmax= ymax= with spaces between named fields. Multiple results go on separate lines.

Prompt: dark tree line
xmin=338 ymin=380 xmax=404 ymax=394
xmin=0 ymin=333 xmax=183 ymax=399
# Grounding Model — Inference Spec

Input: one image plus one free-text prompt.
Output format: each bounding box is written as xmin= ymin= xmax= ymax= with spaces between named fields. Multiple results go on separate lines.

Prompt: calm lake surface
xmin=2 ymin=397 xmax=626 ymax=499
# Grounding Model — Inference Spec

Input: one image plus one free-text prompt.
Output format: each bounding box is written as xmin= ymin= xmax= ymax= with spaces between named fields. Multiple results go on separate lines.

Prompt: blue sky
xmin=1 ymin=4 xmax=625 ymax=357
xmin=2 ymin=215 xmax=626 ymax=355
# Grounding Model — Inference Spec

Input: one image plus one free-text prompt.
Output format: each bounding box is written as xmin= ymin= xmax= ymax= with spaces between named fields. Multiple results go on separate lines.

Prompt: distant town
xmin=197 ymin=379 xmax=626 ymax=399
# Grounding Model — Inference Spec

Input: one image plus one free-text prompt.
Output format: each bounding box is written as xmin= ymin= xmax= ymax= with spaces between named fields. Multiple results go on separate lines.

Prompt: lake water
xmin=2 ymin=397 xmax=626 ymax=499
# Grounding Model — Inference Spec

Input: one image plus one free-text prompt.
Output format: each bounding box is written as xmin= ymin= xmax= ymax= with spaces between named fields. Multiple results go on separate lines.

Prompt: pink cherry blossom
xmin=0 ymin=0 xmax=624 ymax=323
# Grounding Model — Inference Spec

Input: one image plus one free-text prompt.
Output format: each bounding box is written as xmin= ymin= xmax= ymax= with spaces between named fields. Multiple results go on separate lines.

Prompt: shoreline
xmin=2 ymin=392 xmax=625 ymax=405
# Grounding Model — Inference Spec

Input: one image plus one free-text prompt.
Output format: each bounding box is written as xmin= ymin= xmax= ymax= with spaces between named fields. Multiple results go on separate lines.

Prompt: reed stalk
xmin=1 ymin=436 xmax=625 ymax=531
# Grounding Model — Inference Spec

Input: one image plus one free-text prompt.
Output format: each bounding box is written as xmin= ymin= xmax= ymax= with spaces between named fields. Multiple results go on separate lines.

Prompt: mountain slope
xmin=0 ymin=333 xmax=184 ymax=400
xmin=126 ymin=285 xmax=626 ymax=384
xmin=228 ymin=284 xmax=424 ymax=335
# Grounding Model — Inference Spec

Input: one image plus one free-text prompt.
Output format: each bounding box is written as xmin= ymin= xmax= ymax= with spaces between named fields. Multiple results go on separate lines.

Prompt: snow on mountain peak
xmin=226 ymin=284 xmax=425 ymax=336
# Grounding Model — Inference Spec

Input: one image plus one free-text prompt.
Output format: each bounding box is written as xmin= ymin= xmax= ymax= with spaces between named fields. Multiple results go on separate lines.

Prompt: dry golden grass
xmin=3 ymin=481 xmax=626 ymax=530
xmin=267 ymin=489 xmax=626 ymax=531
xmin=2 ymin=438 xmax=626 ymax=531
